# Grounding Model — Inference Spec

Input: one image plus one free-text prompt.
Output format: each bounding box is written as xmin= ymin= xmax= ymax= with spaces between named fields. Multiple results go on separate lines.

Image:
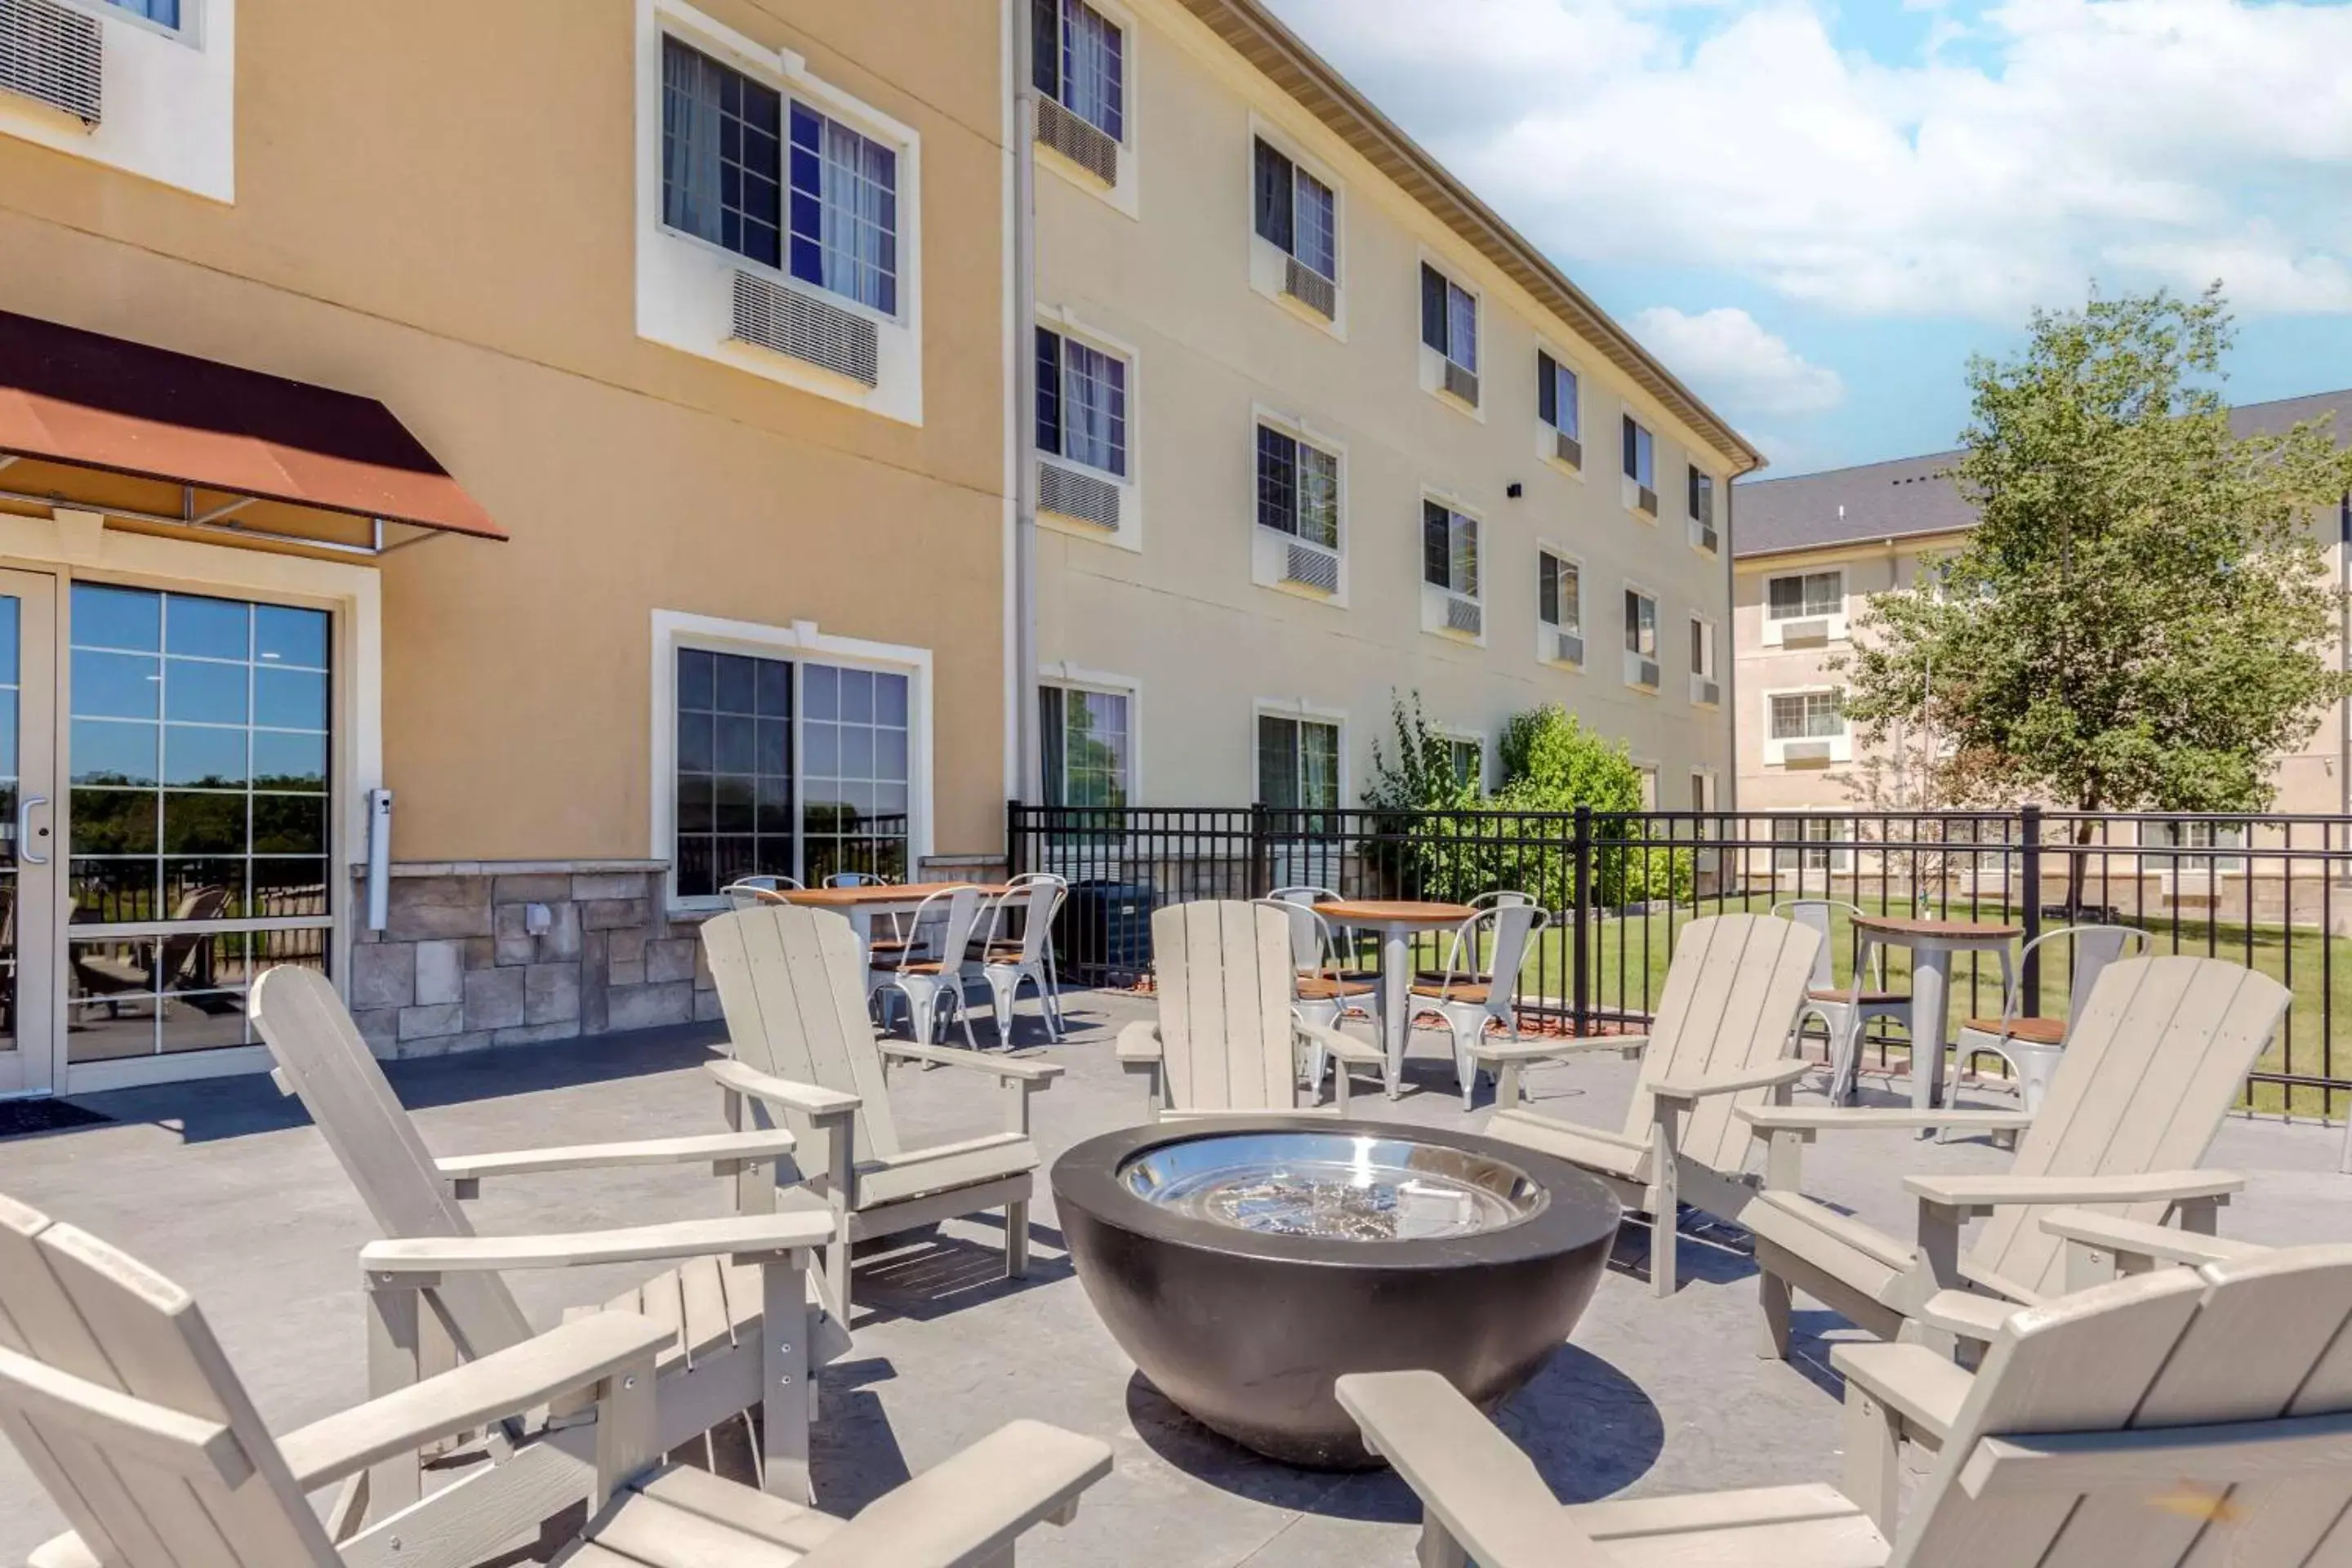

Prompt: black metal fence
xmin=1006 ymin=800 xmax=2352 ymax=1120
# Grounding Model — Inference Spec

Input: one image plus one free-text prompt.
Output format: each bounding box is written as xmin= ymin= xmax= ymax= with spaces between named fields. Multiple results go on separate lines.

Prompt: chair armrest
xmin=1296 ymin=1019 xmax=1383 ymax=1066
xmin=278 ymin=1313 xmax=674 ymax=1490
xmin=792 ymin=1420 xmax=1113 ymax=1568
xmin=1739 ymin=1105 xmax=2035 ymax=1134
xmin=359 ymin=1211 xmax=836 ymax=1276
xmin=1116 ymin=1020 xmax=1162 ymax=1064
xmin=1651 ymin=1060 xmax=1811 ymax=1102
xmin=1904 ymin=1169 xmax=2246 ymax=1210
xmin=1473 ymin=1034 xmax=1648 ymax=1065
xmin=1917 ymin=1289 xmax=2022 ymax=1344
xmin=1334 ymin=1371 xmax=1573 ymax=1568
xmin=2039 ymin=1208 xmax=2267 ymax=1267
xmin=1830 ymin=1342 xmax=1972 ymax=1446
xmin=435 ymin=1129 xmax=798 ymax=1187
xmin=706 ymin=1058 xmax=861 ymax=1119
xmin=880 ymin=1040 xmax=1064 ymax=1084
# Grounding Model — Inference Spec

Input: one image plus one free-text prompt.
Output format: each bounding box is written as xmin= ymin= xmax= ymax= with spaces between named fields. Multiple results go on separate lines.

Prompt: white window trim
xmin=0 ymin=0 xmax=234 ymax=202
xmin=1621 ymin=578 xmax=1661 ymax=693
xmin=1689 ymin=766 xmax=1720 ymax=815
xmin=1415 ymin=247 xmax=1486 ymax=423
xmin=1034 ymin=0 xmax=1142 ymax=219
xmin=1245 ymin=114 xmax=1347 ymax=341
xmin=1762 ymin=683 xmax=1851 ymax=765
xmin=635 ymin=0 xmax=925 ymax=422
xmin=648 ymin=608 xmax=934 ymax=913
xmin=1620 ymin=412 xmax=1658 ymax=519
xmin=1534 ymin=336 xmax=1586 ymax=480
xmin=1419 ymin=488 xmax=1485 ymax=646
xmin=1761 ymin=566 xmax=1848 ymax=644
xmin=1250 ymin=402 xmax=1348 ymax=606
xmin=1040 ymin=662 xmax=1140 ymax=807
xmin=1251 ymin=698 xmax=1348 ymax=809
xmin=1035 ymin=305 xmax=1143 ymax=553
xmin=1770 ymin=812 xmax=1856 ymax=875
xmin=1435 ymin=726 xmax=1487 ymax=792
xmin=1687 ymin=462 xmax=1720 ymax=555
xmin=1535 ymin=538 xmax=1584 ymax=671
xmin=1688 ymin=612 xmax=1720 ymax=707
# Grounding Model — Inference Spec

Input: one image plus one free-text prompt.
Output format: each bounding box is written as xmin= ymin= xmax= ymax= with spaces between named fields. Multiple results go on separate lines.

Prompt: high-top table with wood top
xmin=778 ymin=882 xmax=1013 ymax=974
xmin=1842 ymin=913 xmax=2020 ymax=1120
xmin=1316 ymin=899 xmax=1477 ymax=1098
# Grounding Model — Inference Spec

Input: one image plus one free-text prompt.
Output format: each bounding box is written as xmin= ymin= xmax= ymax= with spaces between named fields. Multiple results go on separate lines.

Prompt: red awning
xmin=0 ymin=310 xmax=503 ymax=541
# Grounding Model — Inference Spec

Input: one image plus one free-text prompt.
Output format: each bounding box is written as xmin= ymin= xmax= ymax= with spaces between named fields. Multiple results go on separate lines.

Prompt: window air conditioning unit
xmin=1281 ymin=538 xmax=1340 ymax=592
xmin=1690 ymin=675 xmax=1721 ymax=706
xmin=1553 ymin=430 xmax=1582 ymax=469
xmin=1625 ymin=652 xmax=1659 ymax=688
xmin=729 ymin=270 xmax=879 ymax=387
xmin=1036 ymin=95 xmax=1118 ymax=185
xmin=1693 ymin=521 xmax=1719 ymax=554
xmin=1781 ymin=738 xmax=1833 ymax=764
xmin=1040 ymin=460 xmax=1121 ymax=531
xmin=1779 ymin=617 xmax=1831 ymax=644
xmin=1552 ymin=629 xmax=1584 ymax=666
xmin=1282 ymin=257 xmax=1337 ymax=319
xmin=1635 ymin=484 xmax=1658 ymax=515
xmin=1445 ymin=594 xmax=1482 ymax=635
xmin=1441 ymin=360 xmax=1479 ymax=408
xmin=0 ymin=0 xmax=102 ymax=127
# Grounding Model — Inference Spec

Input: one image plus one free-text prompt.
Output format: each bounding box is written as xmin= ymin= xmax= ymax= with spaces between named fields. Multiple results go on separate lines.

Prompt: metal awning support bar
xmin=0 ymin=484 xmax=398 ymax=558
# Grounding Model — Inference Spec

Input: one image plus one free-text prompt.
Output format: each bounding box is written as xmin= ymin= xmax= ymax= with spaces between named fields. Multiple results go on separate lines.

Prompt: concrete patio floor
xmin=2 ymin=989 xmax=2348 ymax=1565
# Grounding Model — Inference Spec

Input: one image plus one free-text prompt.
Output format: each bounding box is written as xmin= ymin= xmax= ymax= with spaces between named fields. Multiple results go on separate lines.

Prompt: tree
xmin=1493 ymin=705 xmax=1690 ymax=907
xmin=1363 ymin=693 xmax=1486 ymax=900
xmin=1839 ymin=285 xmax=2352 ymax=908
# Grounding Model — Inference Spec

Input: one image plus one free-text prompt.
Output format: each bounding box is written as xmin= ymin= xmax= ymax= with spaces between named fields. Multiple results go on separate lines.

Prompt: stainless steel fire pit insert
xmin=1119 ymin=1131 xmax=1545 ymax=1242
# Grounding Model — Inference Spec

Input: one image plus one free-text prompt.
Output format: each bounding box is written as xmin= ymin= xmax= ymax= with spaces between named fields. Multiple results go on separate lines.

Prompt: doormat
xmin=0 ymin=1099 xmax=114 ymax=1138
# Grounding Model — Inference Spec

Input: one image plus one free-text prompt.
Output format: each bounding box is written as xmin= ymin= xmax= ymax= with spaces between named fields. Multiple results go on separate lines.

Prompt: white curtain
xmin=1062 ymin=0 xmax=1125 ymax=138
xmin=662 ymin=42 xmax=723 ymax=244
xmin=816 ymin=118 xmax=898 ymax=313
xmin=1063 ymin=341 xmax=1125 ymax=477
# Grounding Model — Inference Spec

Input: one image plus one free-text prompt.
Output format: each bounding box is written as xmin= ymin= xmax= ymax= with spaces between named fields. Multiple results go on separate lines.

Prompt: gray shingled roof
xmin=1734 ymin=389 xmax=2352 ymax=559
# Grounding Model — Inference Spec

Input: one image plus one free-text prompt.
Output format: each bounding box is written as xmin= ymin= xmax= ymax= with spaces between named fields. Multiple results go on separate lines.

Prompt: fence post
xmin=1004 ymin=797 xmax=1022 ymax=879
xmin=1571 ymin=805 xmax=1592 ymax=1038
xmin=1249 ymin=802 xmax=1272 ymax=898
xmin=2019 ymin=802 xmax=2043 ymax=1018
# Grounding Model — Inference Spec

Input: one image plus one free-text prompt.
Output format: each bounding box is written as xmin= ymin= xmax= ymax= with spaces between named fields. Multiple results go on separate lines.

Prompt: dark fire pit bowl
xmin=1053 ymin=1118 xmax=1620 ymax=1468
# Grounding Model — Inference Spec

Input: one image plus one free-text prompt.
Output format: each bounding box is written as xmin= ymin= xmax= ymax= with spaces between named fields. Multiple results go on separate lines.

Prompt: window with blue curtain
xmin=103 ymin=0 xmax=180 ymax=28
xmin=662 ymin=38 xmax=900 ymax=317
xmin=1058 ymin=0 xmax=1125 ymax=140
xmin=1036 ymin=327 xmax=1128 ymax=478
xmin=1254 ymin=140 xmax=1338 ymax=283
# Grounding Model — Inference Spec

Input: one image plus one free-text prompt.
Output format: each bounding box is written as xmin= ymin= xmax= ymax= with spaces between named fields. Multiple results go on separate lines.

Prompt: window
xmin=2151 ymin=820 xmax=2247 ymax=874
xmin=1624 ymin=589 xmax=1658 ymax=657
xmin=1256 ymin=425 xmax=1339 ymax=549
xmin=1447 ymin=737 xmax=1483 ymax=790
xmin=1773 ymin=817 xmax=1852 ymax=874
xmin=1032 ymin=0 xmax=1124 ymax=140
xmin=1257 ymin=715 xmax=1340 ymax=813
xmin=1539 ymin=551 xmax=1580 ymax=631
xmin=1419 ymin=264 xmax=1477 ymax=374
xmin=1622 ymin=416 xmax=1655 ymax=488
xmin=1537 ymin=350 xmax=1580 ymax=440
xmin=1767 ymin=571 xmax=1843 ymax=621
xmin=1036 ymin=327 xmax=1129 ymax=479
xmin=1769 ymin=691 xmax=1845 ymax=740
xmin=1690 ymin=468 xmax=1714 ymax=524
xmin=1690 ymin=617 xmax=1714 ymax=676
xmin=1040 ymin=686 xmax=1129 ymax=809
xmin=1690 ymin=771 xmax=1716 ymax=813
xmin=662 ymin=38 xmax=900 ymax=314
xmin=1254 ymin=140 xmax=1338 ymax=284
xmin=674 ymin=650 xmax=911 ymax=896
xmin=100 ymin=0 xmax=179 ymax=26
xmin=1422 ymin=501 xmax=1479 ymax=596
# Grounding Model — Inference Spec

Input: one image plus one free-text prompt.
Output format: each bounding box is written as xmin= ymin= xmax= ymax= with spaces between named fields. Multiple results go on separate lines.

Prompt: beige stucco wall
xmin=0 ymin=0 xmax=1009 ymax=865
xmin=1031 ymin=0 xmax=1743 ymax=808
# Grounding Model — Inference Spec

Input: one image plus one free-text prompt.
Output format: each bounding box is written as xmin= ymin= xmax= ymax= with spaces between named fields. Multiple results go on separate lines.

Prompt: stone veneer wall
xmin=348 ymin=853 xmax=1008 ymax=1058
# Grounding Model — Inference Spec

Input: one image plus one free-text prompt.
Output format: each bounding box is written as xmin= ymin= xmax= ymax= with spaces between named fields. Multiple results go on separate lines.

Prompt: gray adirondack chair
xmin=1479 ymin=913 xmax=1823 ymax=1296
xmin=247 ymin=964 xmax=846 ymax=1549
xmin=1740 ymin=954 xmax=2288 ymax=1360
xmin=700 ymin=902 xmax=1063 ymax=1321
xmin=0 ymin=1194 xmax=1112 ymax=1568
xmin=1115 ymin=900 xmax=1386 ymax=1116
xmin=1340 ymin=1241 xmax=2352 ymax=1566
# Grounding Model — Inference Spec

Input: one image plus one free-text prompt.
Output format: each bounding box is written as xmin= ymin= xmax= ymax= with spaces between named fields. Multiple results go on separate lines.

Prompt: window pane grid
xmin=1767 ymin=572 xmax=1842 ymax=620
xmin=1769 ymin=692 xmax=1844 ymax=739
xmin=1298 ymin=444 xmax=1339 ymax=548
xmin=1058 ymin=337 xmax=1128 ymax=477
xmin=1445 ymin=282 xmax=1477 ymax=373
xmin=662 ymin=38 xmax=782 ymax=270
xmin=1054 ymin=688 xmax=1128 ymax=809
xmin=1294 ymin=169 xmax=1338 ymax=281
xmin=1256 ymin=425 xmax=1297 ymax=537
xmin=1550 ymin=363 xmax=1579 ymax=438
xmin=1059 ymin=0 xmax=1124 ymax=140
xmin=788 ymin=102 xmax=899 ymax=314
xmin=1624 ymin=590 xmax=1657 ymax=656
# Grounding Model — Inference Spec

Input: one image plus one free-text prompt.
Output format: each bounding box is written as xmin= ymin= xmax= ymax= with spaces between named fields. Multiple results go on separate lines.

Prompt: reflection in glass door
xmin=0 ymin=571 xmax=58 ymax=1099
xmin=64 ymin=583 xmax=332 ymax=1078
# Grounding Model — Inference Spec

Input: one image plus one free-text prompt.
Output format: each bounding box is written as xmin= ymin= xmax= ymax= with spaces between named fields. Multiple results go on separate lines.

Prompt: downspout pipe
xmin=1013 ymin=2 xmax=1043 ymax=807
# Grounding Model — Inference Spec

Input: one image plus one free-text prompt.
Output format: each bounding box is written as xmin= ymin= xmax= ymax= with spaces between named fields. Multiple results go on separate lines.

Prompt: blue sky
xmin=1263 ymin=0 xmax=2352 ymax=475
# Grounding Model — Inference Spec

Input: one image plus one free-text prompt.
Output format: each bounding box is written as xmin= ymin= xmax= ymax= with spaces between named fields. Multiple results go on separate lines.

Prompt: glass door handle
xmin=20 ymin=795 xmax=47 ymax=866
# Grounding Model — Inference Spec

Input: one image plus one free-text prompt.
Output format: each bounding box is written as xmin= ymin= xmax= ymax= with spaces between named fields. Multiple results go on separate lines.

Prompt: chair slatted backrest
xmin=702 ymin=904 xmax=903 ymax=1163
xmin=1771 ymin=899 xmax=1850 ymax=992
xmin=1968 ymin=956 xmax=2290 ymax=1303
xmin=1619 ymin=914 xmax=1822 ymax=1173
xmin=2058 ymin=924 xmax=2143 ymax=1024
xmin=0 ymin=1194 xmax=333 ymax=1568
xmin=1900 ymin=1245 xmax=2352 ymax=1567
xmin=1151 ymin=901 xmax=1297 ymax=1113
xmin=249 ymin=966 xmax=537 ymax=1362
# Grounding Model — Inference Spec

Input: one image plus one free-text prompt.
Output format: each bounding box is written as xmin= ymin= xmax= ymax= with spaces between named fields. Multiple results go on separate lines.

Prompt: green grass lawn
xmin=1463 ymin=891 xmax=2351 ymax=1119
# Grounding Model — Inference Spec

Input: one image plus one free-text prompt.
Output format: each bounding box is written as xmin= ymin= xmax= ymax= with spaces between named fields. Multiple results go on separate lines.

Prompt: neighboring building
xmin=1732 ymin=390 xmax=2352 ymax=883
xmin=0 ymin=0 xmax=1009 ymax=1092
xmin=1024 ymin=0 xmax=1761 ymax=819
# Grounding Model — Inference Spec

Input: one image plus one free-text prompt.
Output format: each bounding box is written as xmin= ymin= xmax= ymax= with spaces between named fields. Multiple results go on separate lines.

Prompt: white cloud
xmin=1631 ymin=306 xmax=1846 ymax=415
xmin=1264 ymin=0 xmax=2352 ymax=321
